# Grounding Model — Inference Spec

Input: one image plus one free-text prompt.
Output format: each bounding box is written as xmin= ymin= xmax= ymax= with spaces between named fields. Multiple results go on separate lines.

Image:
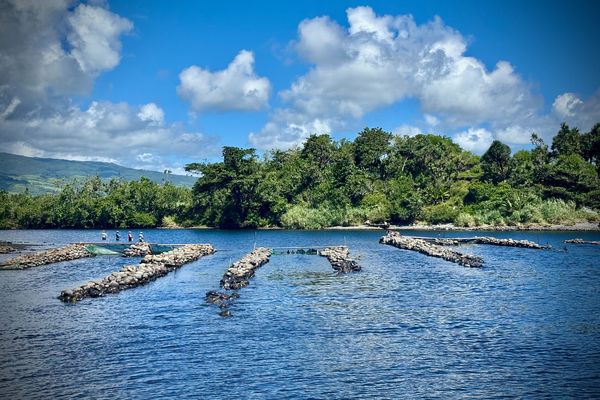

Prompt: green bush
xmin=422 ymin=203 xmax=459 ymax=224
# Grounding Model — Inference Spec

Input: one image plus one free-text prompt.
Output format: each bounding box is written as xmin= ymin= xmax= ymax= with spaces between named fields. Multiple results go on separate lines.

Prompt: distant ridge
xmin=0 ymin=152 xmax=197 ymax=194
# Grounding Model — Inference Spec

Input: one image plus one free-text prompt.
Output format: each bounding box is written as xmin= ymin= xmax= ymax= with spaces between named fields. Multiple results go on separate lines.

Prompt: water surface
xmin=0 ymin=229 xmax=599 ymax=398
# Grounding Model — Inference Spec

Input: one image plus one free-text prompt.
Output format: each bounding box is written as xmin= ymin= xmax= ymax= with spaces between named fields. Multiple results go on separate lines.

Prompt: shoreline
xmin=325 ymin=222 xmax=600 ymax=232
xmin=3 ymin=222 xmax=598 ymax=232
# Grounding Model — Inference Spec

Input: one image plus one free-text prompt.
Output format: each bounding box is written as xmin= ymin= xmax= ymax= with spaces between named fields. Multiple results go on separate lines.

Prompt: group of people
xmin=101 ymin=230 xmax=144 ymax=242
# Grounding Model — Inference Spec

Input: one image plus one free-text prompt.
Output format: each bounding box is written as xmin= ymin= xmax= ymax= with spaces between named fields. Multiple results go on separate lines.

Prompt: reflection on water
xmin=0 ymin=229 xmax=599 ymax=398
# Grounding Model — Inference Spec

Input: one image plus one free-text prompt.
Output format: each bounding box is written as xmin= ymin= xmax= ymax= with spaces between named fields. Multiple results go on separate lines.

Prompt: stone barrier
xmin=417 ymin=236 xmax=549 ymax=249
xmin=319 ymin=247 xmax=361 ymax=273
xmin=565 ymin=238 xmax=600 ymax=245
xmin=380 ymin=231 xmax=483 ymax=268
xmin=122 ymin=242 xmax=152 ymax=257
xmin=58 ymin=244 xmax=215 ymax=302
xmin=0 ymin=244 xmax=93 ymax=270
xmin=219 ymin=247 xmax=272 ymax=290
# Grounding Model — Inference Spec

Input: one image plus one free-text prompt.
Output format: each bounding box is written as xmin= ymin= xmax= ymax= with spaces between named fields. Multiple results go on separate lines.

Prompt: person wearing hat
xmin=115 ymin=231 xmax=121 ymax=241
xmin=139 ymin=232 xmax=144 ymax=242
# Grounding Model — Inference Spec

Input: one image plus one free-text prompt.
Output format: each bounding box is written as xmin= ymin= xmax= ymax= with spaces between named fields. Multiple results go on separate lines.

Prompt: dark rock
xmin=319 ymin=247 xmax=361 ymax=273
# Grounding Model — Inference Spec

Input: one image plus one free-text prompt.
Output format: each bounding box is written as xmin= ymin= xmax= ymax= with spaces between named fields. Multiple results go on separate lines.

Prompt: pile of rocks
xmin=565 ymin=238 xmax=600 ymax=245
xmin=0 ymin=243 xmax=16 ymax=254
xmin=205 ymin=291 xmax=240 ymax=317
xmin=467 ymin=236 xmax=548 ymax=249
xmin=1 ymin=244 xmax=93 ymax=270
xmin=421 ymin=236 xmax=548 ymax=249
xmin=58 ymin=244 xmax=215 ymax=302
xmin=220 ymin=247 xmax=272 ymax=290
xmin=380 ymin=231 xmax=483 ymax=268
xmin=122 ymin=242 xmax=152 ymax=257
xmin=319 ymin=246 xmax=361 ymax=273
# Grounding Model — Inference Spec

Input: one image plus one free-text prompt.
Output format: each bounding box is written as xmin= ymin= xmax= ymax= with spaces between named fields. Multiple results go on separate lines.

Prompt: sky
xmin=1 ymin=0 xmax=599 ymax=174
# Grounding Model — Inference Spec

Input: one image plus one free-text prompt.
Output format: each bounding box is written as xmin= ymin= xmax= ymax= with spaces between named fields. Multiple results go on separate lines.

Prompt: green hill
xmin=0 ymin=152 xmax=197 ymax=194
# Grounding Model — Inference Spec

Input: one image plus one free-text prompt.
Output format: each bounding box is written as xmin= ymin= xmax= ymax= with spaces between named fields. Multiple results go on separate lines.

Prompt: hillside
xmin=0 ymin=152 xmax=197 ymax=194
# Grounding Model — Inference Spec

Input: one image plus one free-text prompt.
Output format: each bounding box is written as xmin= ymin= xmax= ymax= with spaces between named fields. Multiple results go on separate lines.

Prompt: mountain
xmin=0 ymin=152 xmax=197 ymax=194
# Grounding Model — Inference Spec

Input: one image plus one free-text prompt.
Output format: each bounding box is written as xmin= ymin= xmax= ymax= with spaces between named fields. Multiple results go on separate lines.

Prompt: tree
xmin=581 ymin=123 xmax=600 ymax=174
xmin=551 ymin=123 xmax=581 ymax=158
xmin=481 ymin=140 xmax=511 ymax=184
xmin=353 ymin=127 xmax=392 ymax=178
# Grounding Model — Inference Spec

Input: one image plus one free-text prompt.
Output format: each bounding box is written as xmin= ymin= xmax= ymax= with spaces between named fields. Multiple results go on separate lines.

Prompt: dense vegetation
xmin=1 ymin=123 xmax=598 ymax=229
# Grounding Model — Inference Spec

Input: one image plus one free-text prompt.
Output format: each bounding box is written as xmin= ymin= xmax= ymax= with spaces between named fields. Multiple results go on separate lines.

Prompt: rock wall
xmin=1 ymin=244 xmax=93 ymax=270
xmin=122 ymin=242 xmax=152 ymax=257
xmin=380 ymin=231 xmax=483 ymax=268
xmin=58 ymin=244 xmax=215 ymax=302
xmin=565 ymin=238 xmax=600 ymax=245
xmin=420 ymin=236 xmax=548 ymax=249
xmin=319 ymin=247 xmax=361 ymax=273
xmin=220 ymin=247 xmax=272 ymax=290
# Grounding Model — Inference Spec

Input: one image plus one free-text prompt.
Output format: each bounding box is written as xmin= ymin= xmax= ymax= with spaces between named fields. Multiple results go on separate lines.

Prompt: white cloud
xmin=177 ymin=50 xmax=271 ymax=112
xmin=67 ymin=4 xmax=133 ymax=75
xmin=249 ymin=6 xmax=551 ymax=150
xmin=138 ymin=103 xmax=164 ymax=125
xmin=0 ymin=101 xmax=218 ymax=169
xmin=454 ymin=128 xmax=494 ymax=154
xmin=393 ymin=124 xmax=423 ymax=137
xmin=552 ymin=93 xmax=583 ymax=118
xmin=0 ymin=1 xmax=216 ymax=172
xmin=551 ymin=91 xmax=600 ymax=132
xmin=424 ymin=114 xmax=439 ymax=127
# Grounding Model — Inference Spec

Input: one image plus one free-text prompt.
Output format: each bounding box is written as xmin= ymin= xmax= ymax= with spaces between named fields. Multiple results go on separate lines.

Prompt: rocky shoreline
xmin=380 ymin=231 xmax=483 ymax=268
xmin=58 ymin=244 xmax=215 ymax=302
xmin=319 ymin=247 xmax=361 ymax=273
xmin=0 ymin=244 xmax=93 ymax=270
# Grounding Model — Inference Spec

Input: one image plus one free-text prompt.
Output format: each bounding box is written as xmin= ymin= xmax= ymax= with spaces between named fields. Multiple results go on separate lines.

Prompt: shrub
xmin=454 ymin=212 xmax=476 ymax=227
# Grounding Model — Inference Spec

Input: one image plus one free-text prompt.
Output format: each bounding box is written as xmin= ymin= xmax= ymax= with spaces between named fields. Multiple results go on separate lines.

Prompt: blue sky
xmin=1 ymin=0 xmax=599 ymax=172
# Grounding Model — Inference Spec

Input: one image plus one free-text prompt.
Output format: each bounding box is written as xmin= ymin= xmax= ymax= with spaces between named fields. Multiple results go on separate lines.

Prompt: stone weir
xmin=0 ymin=244 xmax=93 ymax=270
xmin=380 ymin=231 xmax=483 ymax=268
xmin=565 ymin=238 xmax=600 ymax=246
xmin=121 ymin=242 xmax=152 ymax=257
xmin=58 ymin=244 xmax=215 ymax=303
xmin=220 ymin=247 xmax=272 ymax=290
xmin=416 ymin=236 xmax=549 ymax=249
xmin=319 ymin=247 xmax=361 ymax=273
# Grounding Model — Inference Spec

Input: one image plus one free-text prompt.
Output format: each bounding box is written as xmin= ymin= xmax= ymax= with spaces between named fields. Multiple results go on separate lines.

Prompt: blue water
xmin=0 ymin=229 xmax=599 ymax=398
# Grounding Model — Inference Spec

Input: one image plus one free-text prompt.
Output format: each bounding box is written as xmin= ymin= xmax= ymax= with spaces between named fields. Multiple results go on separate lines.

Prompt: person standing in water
xmin=128 ymin=231 xmax=133 ymax=242
xmin=139 ymin=232 xmax=144 ymax=242
xmin=101 ymin=230 xmax=107 ymax=241
xmin=116 ymin=231 xmax=121 ymax=241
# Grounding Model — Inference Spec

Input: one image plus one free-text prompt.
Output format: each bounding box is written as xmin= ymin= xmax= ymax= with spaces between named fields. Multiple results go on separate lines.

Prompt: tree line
xmin=1 ymin=122 xmax=598 ymax=229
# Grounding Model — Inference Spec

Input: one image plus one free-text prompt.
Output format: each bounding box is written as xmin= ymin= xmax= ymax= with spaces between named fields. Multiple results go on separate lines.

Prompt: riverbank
xmin=154 ymin=221 xmax=600 ymax=231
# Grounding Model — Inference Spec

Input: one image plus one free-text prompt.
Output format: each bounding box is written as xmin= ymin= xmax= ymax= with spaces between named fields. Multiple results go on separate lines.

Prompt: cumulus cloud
xmin=553 ymin=93 xmax=583 ymax=118
xmin=0 ymin=0 xmax=132 ymax=113
xmin=454 ymin=128 xmax=494 ymax=154
xmin=393 ymin=124 xmax=423 ymax=137
xmin=551 ymin=90 xmax=600 ymax=132
xmin=0 ymin=1 xmax=216 ymax=171
xmin=177 ymin=50 xmax=271 ymax=112
xmin=249 ymin=6 xmax=589 ymax=151
xmin=0 ymin=101 xmax=217 ymax=169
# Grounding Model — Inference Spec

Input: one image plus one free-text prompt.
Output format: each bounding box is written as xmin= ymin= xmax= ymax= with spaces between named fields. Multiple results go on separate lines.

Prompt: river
xmin=0 ymin=229 xmax=599 ymax=398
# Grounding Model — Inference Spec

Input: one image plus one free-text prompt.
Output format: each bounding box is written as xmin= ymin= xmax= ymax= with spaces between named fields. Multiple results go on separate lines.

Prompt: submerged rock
xmin=380 ymin=231 xmax=483 ymax=268
xmin=319 ymin=246 xmax=361 ymax=273
xmin=565 ymin=238 xmax=600 ymax=245
xmin=58 ymin=244 xmax=215 ymax=302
